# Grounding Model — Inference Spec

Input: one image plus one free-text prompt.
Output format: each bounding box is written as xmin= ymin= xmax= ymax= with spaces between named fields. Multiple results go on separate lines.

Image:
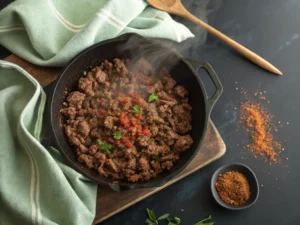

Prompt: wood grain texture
xmin=4 ymin=54 xmax=226 ymax=225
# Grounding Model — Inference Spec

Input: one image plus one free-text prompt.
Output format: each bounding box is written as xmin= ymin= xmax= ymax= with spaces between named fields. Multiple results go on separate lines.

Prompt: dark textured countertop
xmin=1 ymin=0 xmax=299 ymax=224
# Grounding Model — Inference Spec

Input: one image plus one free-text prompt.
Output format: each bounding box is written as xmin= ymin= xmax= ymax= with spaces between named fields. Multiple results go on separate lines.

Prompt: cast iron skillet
xmin=42 ymin=33 xmax=223 ymax=191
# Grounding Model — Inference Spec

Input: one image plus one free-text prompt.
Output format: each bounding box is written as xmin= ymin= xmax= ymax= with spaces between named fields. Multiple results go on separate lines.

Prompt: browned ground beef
xmin=61 ymin=58 xmax=193 ymax=182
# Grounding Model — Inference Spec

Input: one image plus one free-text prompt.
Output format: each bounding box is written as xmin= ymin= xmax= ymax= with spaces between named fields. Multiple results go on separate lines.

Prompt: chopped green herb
xmin=145 ymin=218 xmax=156 ymax=225
xmin=133 ymin=105 xmax=141 ymax=115
xmin=97 ymin=139 xmax=111 ymax=154
xmin=157 ymin=214 xmax=170 ymax=220
xmin=148 ymin=93 xmax=158 ymax=102
xmin=113 ymin=131 xmax=122 ymax=140
xmin=167 ymin=217 xmax=181 ymax=225
xmin=146 ymin=208 xmax=157 ymax=221
xmin=145 ymin=209 xmax=214 ymax=225
xmin=193 ymin=215 xmax=214 ymax=225
xmin=83 ymin=71 xmax=87 ymax=76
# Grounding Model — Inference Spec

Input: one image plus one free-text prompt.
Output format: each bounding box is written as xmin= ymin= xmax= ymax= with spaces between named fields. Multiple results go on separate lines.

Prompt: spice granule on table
xmin=238 ymin=88 xmax=283 ymax=163
xmin=240 ymin=100 xmax=282 ymax=162
xmin=215 ymin=171 xmax=250 ymax=206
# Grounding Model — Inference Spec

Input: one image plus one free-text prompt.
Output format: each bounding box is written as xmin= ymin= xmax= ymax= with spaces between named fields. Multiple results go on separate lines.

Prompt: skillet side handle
xmin=41 ymin=82 xmax=56 ymax=147
xmin=185 ymin=59 xmax=223 ymax=115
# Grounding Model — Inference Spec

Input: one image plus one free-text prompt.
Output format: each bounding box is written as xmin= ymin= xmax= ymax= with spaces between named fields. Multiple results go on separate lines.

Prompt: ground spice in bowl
xmin=215 ymin=171 xmax=251 ymax=206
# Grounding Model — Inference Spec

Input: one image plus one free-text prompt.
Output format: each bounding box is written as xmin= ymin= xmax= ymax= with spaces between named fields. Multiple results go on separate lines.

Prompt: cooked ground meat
xmin=62 ymin=58 xmax=193 ymax=182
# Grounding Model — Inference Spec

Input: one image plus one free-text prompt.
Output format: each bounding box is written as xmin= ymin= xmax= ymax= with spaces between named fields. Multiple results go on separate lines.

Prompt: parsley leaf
xmin=97 ymin=139 xmax=111 ymax=154
xmin=145 ymin=218 xmax=156 ymax=225
xmin=167 ymin=217 xmax=181 ymax=225
xmin=146 ymin=208 xmax=157 ymax=222
xmin=113 ymin=131 xmax=122 ymax=140
xmin=157 ymin=214 xmax=170 ymax=220
xmin=148 ymin=93 xmax=158 ymax=102
xmin=144 ymin=208 xmax=214 ymax=225
xmin=193 ymin=215 xmax=214 ymax=225
xmin=133 ymin=105 xmax=141 ymax=115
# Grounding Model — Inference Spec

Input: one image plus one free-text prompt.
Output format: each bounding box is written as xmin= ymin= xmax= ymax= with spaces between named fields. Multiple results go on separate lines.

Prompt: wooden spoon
xmin=147 ymin=0 xmax=282 ymax=75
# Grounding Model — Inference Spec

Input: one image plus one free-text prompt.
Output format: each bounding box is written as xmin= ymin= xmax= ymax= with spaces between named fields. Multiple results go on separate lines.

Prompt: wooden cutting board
xmin=4 ymin=54 xmax=226 ymax=225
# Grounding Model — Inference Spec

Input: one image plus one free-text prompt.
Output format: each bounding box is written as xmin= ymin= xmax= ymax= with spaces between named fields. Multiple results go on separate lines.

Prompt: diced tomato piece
xmin=119 ymin=113 xmax=130 ymax=128
xmin=122 ymin=97 xmax=130 ymax=104
xmin=131 ymin=120 xmax=138 ymax=126
xmin=101 ymin=99 xmax=107 ymax=107
xmin=121 ymin=136 xmax=127 ymax=142
xmin=130 ymin=136 xmax=136 ymax=141
xmin=108 ymin=137 xmax=114 ymax=143
xmin=116 ymin=140 xmax=121 ymax=146
xmin=99 ymin=109 xmax=106 ymax=115
xmin=142 ymin=126 xmax=150 ymax=135
xmin=139 ymin=115 xmax=144 ymax=120
xmin=133 ymin=113 xmax=139 ymax=118
xmin=125 ymin=141 xmax=132 ymax=148
xmin=132 ymin=100 xmax=141 ymax=106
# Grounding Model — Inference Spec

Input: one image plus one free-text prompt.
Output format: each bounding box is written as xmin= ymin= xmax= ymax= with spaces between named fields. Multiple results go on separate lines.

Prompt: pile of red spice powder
xmin=240 ymin=92 xmax=282 ymax=163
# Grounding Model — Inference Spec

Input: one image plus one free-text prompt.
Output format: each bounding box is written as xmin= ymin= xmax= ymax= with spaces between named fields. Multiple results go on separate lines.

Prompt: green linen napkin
xmin=0 ymin=0 xmax=194 ymax=67
xmin=0 ymin=1 xmax=194 ymax=224
xmin=0 ymin=60 xmax=97 ymax=225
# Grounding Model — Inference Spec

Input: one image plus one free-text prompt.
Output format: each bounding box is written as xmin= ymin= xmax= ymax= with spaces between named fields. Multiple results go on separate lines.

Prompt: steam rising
xmin=177 ymin=0 xmax=223 ymax=54
xmin=118 ymin=0 xmax=222 ymax=71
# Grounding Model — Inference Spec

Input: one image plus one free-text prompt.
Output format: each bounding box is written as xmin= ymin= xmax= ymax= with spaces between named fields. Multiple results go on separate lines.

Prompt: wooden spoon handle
xmin=181 ymin=10 xmax=282 ymax=75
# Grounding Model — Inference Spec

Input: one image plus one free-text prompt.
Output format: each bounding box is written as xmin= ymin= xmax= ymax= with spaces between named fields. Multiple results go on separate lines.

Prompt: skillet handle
xmin=41 ymin=82 xmax=56 ymax=147
xmin=185 ymin=59 xmax=223 ymax=115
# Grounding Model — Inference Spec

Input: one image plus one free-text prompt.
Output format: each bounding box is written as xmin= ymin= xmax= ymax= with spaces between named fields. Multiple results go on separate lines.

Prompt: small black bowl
xmin=211 ymin=163 xmax=259 ymax=210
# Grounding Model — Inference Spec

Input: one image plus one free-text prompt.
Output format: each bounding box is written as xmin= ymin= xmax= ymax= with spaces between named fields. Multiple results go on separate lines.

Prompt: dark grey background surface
xmin=1 ymin=0 xmax=300 ymax=224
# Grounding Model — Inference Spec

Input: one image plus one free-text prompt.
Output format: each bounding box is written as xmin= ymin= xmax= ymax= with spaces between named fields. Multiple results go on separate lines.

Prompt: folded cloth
xmin=0 ymin=60 xmax=97 ymax=225
xmin=0 ymin=1 xmax=194 ymax=224
xmin=0 ymin=0 xmax=194 ymax=67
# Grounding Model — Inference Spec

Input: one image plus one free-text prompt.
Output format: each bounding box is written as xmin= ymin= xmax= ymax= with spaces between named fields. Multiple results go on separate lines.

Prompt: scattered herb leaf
xmin=133 ymin=105 xmax=141 ymax=115
xmin=83 ymin=71 xmax=87 ymax=76
xmin=146 ymin=208 xmax=157 ymax=222
xmin=157 ymin=214 xmax=170 ymax=220
xmin=145 ymin=209 xmax=214 ymax=225
xmin=97 ymin=139 xmax=111 ymax=154
xmin=113 ymin=131 xmax=122 ymax=140
xmin=193 ymin=215 xmax=214 ymax=225
xmin=167 ymin=216 xmax=181 ymax=225
xmin=148 ymin=93 xmax=158 ymax=102
xmin=145 ymin=218 xmax=156 ymax=225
